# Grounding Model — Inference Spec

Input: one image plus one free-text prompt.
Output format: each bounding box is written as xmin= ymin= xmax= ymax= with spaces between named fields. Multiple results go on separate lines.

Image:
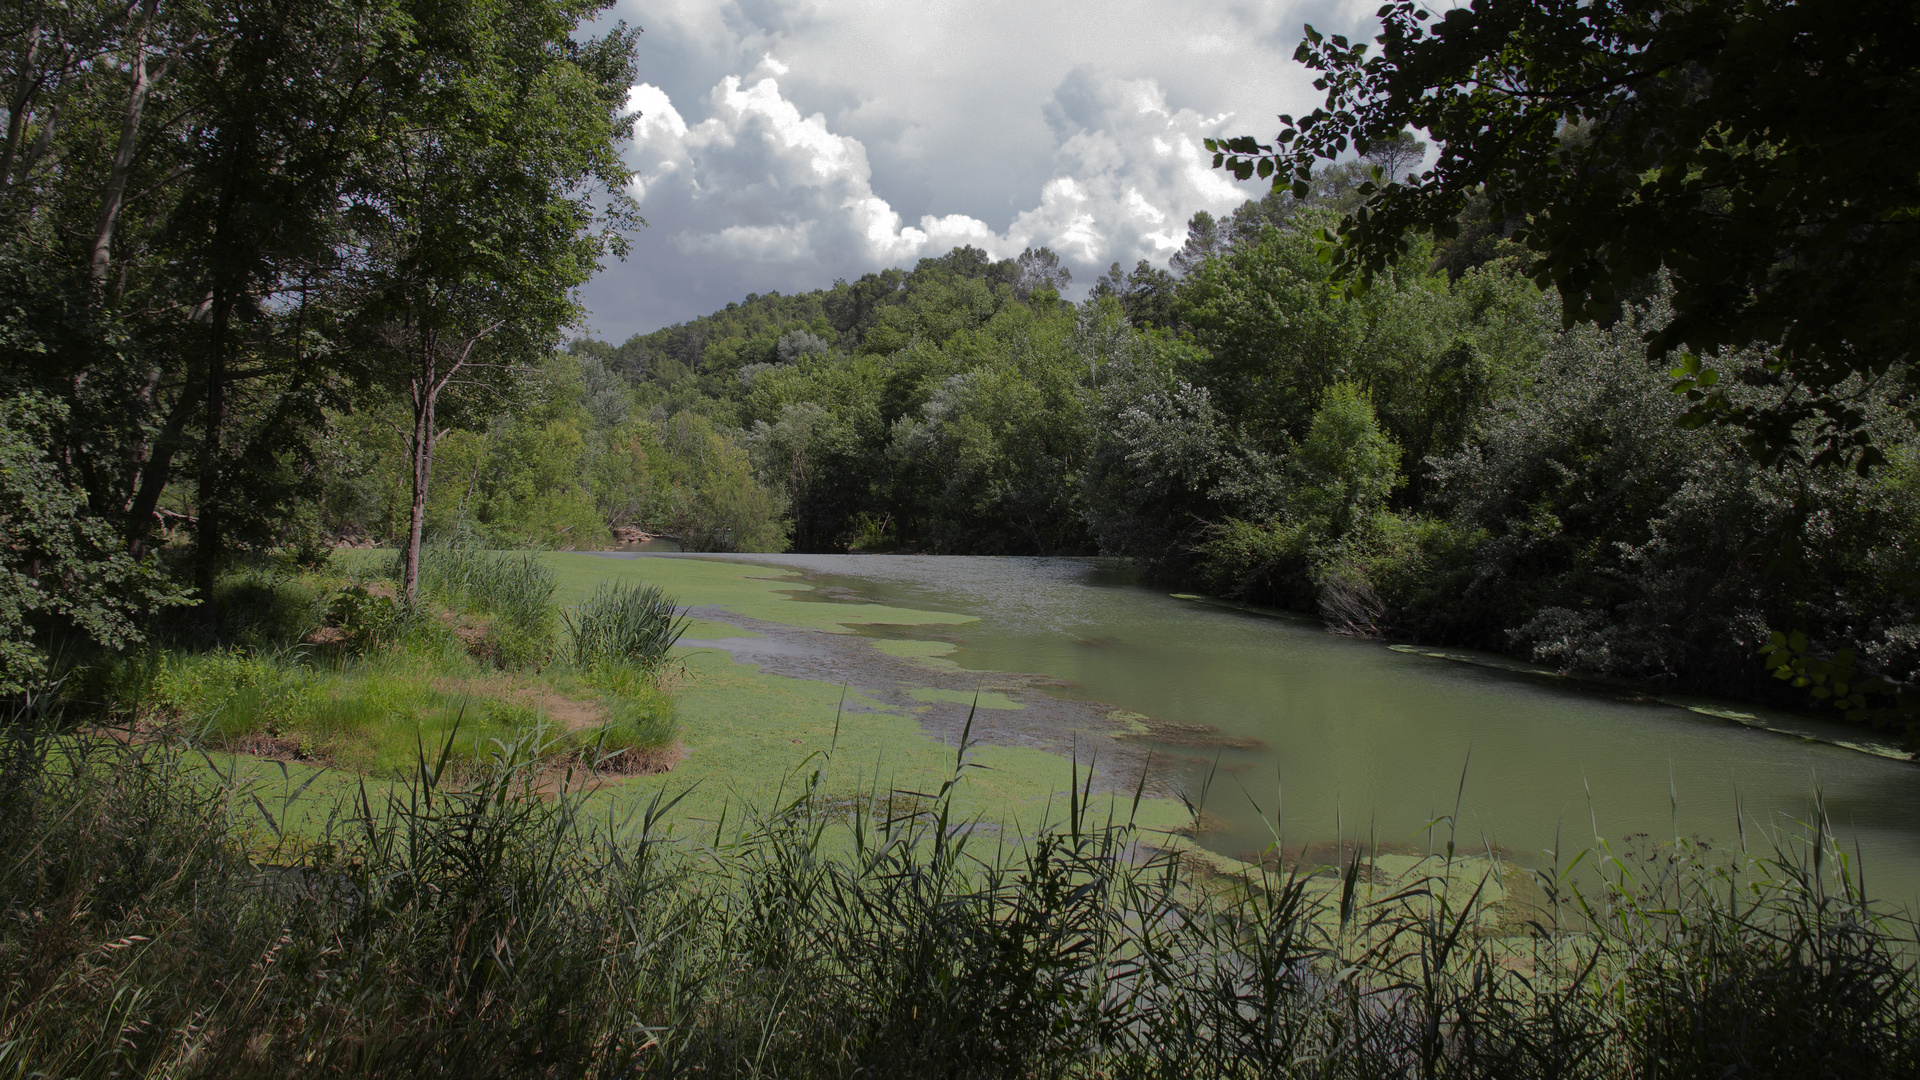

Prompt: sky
xmin=578 ymin=0 xmax=1382 ymax=342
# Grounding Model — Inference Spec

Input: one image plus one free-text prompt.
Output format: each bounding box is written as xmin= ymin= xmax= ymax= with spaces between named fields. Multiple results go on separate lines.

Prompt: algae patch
xmin=910 ymin=687 xmax=1023 ymax=711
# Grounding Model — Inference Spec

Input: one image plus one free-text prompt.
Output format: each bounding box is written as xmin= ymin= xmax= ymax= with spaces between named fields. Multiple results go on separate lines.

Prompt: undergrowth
xmin=66 ymin=549 xmax=681 ymax=778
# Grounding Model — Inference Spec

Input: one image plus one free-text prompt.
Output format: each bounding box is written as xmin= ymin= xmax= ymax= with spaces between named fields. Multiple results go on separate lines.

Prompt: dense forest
xmin=322 ymin=157 xmax=1916 ymax=715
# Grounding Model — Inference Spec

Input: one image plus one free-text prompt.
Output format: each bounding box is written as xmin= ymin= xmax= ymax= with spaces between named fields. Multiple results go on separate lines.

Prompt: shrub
xmin=323 ymin=583 xmax=403 ymax=652
xmin=0 ymin=394 xmax=194 ymax=698
xmin=1198 ymin=516 xmax=1318 ymax=607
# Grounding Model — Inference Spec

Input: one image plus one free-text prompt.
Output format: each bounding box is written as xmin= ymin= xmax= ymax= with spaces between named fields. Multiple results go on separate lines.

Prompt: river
xmin=635 ymin=552 xmax=1920 ymax=903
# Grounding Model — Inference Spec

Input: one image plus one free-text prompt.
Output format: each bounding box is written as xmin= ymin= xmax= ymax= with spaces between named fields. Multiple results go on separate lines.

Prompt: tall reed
xmin=1 ymin=713 xmax=1914 ymax=1078
xmin=565 ymin=581 xmax=689 ymax=672
xmin=408 ymin=538 xmax=557 ymax=667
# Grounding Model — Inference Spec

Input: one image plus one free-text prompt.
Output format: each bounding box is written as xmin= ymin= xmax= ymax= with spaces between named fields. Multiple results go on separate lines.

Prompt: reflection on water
xmin=680 ymin=553 xmax=1920 ymax=902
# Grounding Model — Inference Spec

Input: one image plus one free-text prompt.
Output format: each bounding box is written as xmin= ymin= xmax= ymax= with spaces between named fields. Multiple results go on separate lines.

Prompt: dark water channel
xmin=699 ymin=553 xmax=1920 ymax=903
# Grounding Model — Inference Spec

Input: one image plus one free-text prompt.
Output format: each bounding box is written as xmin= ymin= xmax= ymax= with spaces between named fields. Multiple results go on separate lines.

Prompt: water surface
xmin=670 ymin=553 xmax=1920 ymax=902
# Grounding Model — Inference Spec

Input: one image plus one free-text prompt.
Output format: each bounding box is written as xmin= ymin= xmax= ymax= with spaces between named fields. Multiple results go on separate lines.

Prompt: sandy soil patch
xmin=429 ymin=675 xmax=610 ymax=730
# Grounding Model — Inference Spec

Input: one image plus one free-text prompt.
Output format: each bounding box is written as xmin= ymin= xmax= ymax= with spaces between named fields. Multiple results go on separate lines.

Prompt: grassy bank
xmin=71 ymin=544 xmax=681 ymax=780
xmin=51 ymin=545 xmax=1201 ymax=853
xmin=2 ymin=717 xmax=1916 ymax=1078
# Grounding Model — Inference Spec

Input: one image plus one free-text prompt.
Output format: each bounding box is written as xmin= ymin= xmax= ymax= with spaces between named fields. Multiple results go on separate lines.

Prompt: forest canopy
xmin=1209 ymin=0 xmax=1920 ymax=473
xmin=0 ymin=0 xmax=638 ymax=687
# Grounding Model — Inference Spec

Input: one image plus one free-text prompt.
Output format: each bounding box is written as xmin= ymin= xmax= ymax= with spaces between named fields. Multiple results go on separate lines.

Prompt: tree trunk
xmin=196 ymin=286 xmax=230 ymax=598
xmin=401 ymin=324 xmax=493 ymax=605
xmin=124 ymin=384 xmax=199 ymax=557
xmin=194 ymin=59 xmax=263 ymax=599
xmin=402 ymin=339 xmax=438 ymax=608
xmin=90 ymin=0 xmax=160 ymax=290
xmin=0 ymin=20 xmax=43 ymax=193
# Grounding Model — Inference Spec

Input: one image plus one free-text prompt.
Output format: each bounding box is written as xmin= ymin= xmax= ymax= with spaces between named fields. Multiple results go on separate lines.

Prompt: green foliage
xmin=1216 ymin=0 xmax=1920 ymax=470
xmin=1286 ymin=382 xmax=1402 ymax=535
xmin=888 ymin=307 xmax=1093 ymax=553
xmin=323 ymin=584 xmax=406 ymax=654
xmin=1415 ymin=289 xmax=1919 ymax=695
xmin=542 ymin=212 xmax=1916 ymax=720
xmin=0 ymin=0 xmax=639 ymax=604
xmin=1175 ymin=217 xmax=1543 ymax=485
xmin=654 ymin=412 xmax=792 ymax=552
xmin=0 ymin=394 xmax=192 ymax=697
xmin=1198 ymin=517 xmax=1319 ymax=609
xmin=1760 ymin=631 xmax=1920 ymax=748
xmin=565 ymin=582 xmax=688 ymax=672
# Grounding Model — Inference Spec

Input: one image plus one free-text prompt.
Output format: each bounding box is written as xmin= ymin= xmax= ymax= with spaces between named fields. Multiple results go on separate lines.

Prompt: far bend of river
xmin=683 ymin=553 xmax=1920 ymax=904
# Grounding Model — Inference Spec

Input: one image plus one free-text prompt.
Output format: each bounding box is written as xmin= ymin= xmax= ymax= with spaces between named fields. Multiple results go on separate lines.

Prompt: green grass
xmin=91 ymin=554 xmax=681 ymax=779
xmin=141 ymin=648 xmax=668 ymax=776
xmin=411 ymin=541 xmax=560 ymax=668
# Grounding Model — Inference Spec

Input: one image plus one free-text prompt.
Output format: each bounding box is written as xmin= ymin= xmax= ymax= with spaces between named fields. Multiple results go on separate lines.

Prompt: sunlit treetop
xmin=1212 ymin=0 xmax=1920 ymax=471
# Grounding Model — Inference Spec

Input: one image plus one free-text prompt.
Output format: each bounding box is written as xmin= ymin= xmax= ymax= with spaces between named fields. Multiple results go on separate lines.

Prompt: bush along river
xmin=587 ymin=551 xmax=1920 ymax=904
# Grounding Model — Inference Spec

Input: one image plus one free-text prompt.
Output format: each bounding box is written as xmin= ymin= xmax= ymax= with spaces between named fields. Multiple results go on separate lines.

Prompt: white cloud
xmin=581 ymin=0 xmax=1376 ymax=339
xmin=625 ymin=69 xmax=1248 ymax=275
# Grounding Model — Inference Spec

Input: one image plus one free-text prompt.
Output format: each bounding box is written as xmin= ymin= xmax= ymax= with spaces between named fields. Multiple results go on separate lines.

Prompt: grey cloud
xmin=580 ymin=0 xmax=1372 ymax=341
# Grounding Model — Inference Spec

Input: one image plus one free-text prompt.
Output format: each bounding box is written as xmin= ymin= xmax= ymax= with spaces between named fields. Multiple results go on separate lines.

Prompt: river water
xmin=682 ymin=553 xmax=1920 ymax=903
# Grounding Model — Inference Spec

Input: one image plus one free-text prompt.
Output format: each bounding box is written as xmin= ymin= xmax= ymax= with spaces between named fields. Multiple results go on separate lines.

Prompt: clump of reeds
xmin=564 ymin=581 xmax=688 ymax=673
xmin=2 ymin=710 xmax=1915 ymax=1079
xmin=410 ymin=538 xmax=557 ymax=667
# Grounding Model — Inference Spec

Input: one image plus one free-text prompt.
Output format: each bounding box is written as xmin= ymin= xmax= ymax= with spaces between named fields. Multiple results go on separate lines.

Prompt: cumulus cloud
xmin=627 ymin=68 xmax=1244 ymax=270
xmin=580 ymin=0 xmax=1377 ymax=339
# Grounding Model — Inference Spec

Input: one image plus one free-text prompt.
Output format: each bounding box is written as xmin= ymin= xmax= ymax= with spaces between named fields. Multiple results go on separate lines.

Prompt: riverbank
xmin=73 ymin=545 xmax=1920 ymax=900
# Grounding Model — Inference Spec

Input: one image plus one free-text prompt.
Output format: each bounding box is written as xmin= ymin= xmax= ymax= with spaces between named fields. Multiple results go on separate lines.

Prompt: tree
xmin=173 ymin=0 xmax=401 ymax=593
xmin=356 ymin=0 xmax=639 ymax=605
xmin=1287 ymin=382 xmax=1402 ymax=538
xmin=1210 ymin=0 xmax=1920 ymax=471
xmin=0 ymin=394 xmax=190 ymax=699
xmin=1169 ymin=212 xmax=1226 ymax=277
xmin=1088 ymin=259 xmax=1178 ymax=330
xmin=1014 ymin=246 xmax=1071 ymax=299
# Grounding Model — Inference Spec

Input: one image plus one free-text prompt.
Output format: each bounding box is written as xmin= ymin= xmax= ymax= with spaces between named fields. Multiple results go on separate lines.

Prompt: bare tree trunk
xmin=400 ymin=324 xmax=497 ymax=606
xmin=402 ymin=338 xmax=437 ymax=607
xmin=0 ymin=20 xmax=43 ymax=191
xmin=90 ymin=0 xmax=161 ymax=290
